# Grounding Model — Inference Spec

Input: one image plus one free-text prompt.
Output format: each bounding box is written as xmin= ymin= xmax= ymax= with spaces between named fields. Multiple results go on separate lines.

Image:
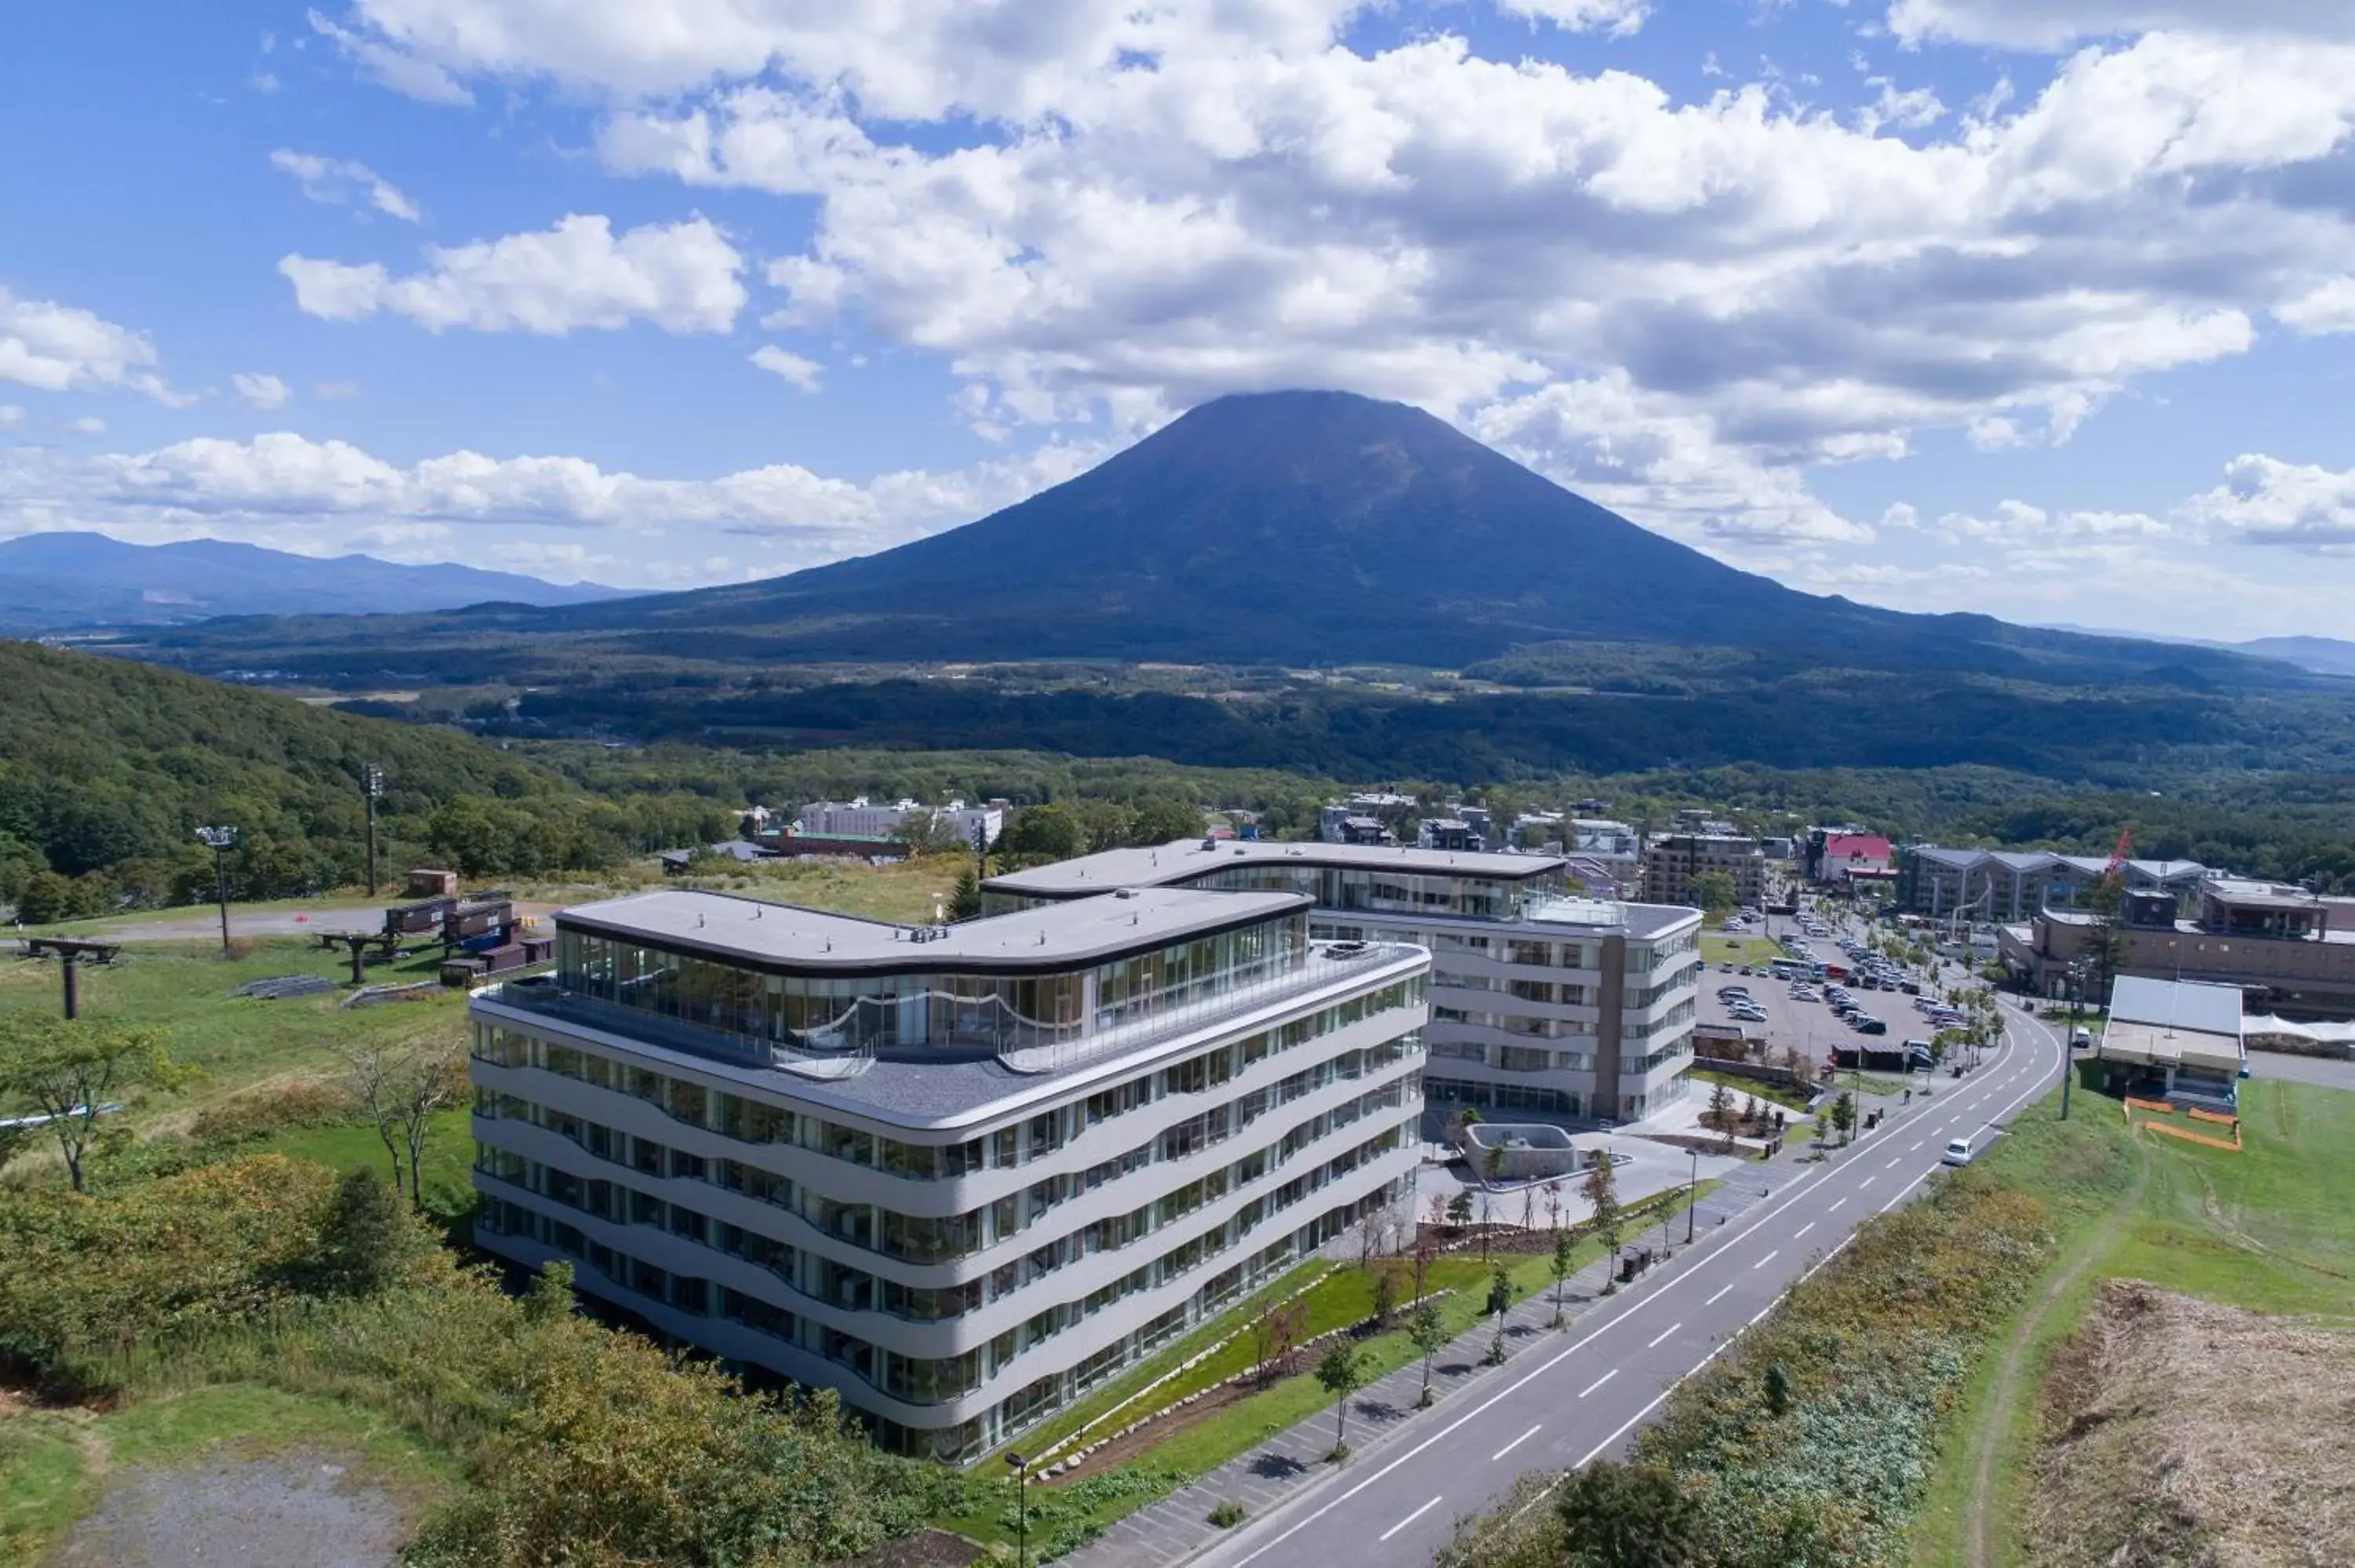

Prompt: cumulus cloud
xmin=0 ymin=286 xmax=193 ymax=406
xmin=231 ymin=373 xmax=292 ymax=410
xmin=1887 ymin=0 xmax=2355 ymax=50
xmin=308 ymin=6 xmax=473 ymax=104
xmin=0 ymin=429 xmax=1104 ymax=571
xmin=2183 ymin=453 xmax=2355 ymax=552
xmin=279 ymin=5 xmax=2355 ymax=565
xmin=280 ymin=214 xmax=746 ymax=335
xmin=68 ymin=417 xmax=108 ymax=436
xmin=0 ymin=406 xmax=22 ymax=429
xmin=269 ymin=148 xmax=423 ymax=222
xmin=1495 ymin=0 xmax=1651 ymax=36
xmin=749 ymin=345 xmax=823 ymax=390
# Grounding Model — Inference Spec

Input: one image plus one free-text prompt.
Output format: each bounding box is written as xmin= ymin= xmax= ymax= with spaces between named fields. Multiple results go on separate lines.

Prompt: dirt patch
xmin=842 ymin=1526 xmax=988 ymax=1567
xmin=53 ymin=1452 xmax=412 ymax=1568
xmin=2026 ymin=1279 xmax=2355 ymax=1568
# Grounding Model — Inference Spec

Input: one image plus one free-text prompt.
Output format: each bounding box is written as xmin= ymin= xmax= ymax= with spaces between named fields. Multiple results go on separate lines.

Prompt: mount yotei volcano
xmin=130 ymin=391 xmax=2302 ymax=698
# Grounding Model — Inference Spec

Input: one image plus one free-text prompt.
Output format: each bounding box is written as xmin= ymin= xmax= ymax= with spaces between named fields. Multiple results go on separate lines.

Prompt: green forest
xmin=0 ymin=643 xmax=736 ymax=920
xmin=11 ymin=639 xmax=2355 ymax=921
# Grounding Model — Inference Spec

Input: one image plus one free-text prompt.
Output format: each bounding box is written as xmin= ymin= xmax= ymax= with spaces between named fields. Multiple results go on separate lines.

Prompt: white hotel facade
xmin=468 ymin=884 xmax=1426 ymax=1460
xmin=984 ymin=841 xmax=1703 ymax=1125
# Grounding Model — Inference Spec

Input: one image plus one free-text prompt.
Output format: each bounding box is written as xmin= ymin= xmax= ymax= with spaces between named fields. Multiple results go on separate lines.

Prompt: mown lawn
xmin=1700 ymin=935 xmax=1784 ymax=968
xmin=1908 ymin=1074 xmax=2355 ymax=1568
xmin=0 ymin=938 xmax=469 ymax=1131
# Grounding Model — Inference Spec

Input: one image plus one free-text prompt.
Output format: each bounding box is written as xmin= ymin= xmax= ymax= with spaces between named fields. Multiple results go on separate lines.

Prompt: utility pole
xmin=195 ymin=826 xmax=239 ymax=955
xmin=2061 ymin=958 xmax=2085 ymax=1120
xmin=363 ymin=764 xmax=385 ymax=898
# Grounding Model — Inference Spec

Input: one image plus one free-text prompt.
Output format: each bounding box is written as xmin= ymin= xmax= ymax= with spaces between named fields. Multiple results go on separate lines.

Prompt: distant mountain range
xmin=137 ymin=391 xmax=2323 ymax=692
xmin=2040 ymin=624 xmax=2355 ymax=678
xmin=0 ymin=531 xmax=630 ymax=630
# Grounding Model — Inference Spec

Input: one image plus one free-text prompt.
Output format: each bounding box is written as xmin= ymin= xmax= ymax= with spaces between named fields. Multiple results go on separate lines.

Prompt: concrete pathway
xmin=1064 ymin=1180 xmax=1773 ymax=1567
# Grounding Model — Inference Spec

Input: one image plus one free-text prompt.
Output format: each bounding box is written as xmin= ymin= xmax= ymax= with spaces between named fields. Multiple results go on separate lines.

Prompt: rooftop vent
xmin=1115 ymin=887 xmax=1140 ymax=899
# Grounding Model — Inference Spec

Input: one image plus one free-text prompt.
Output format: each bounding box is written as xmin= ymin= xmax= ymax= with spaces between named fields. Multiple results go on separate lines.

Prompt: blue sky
xmin=5 ymin=1 xmax=2355 ymax=638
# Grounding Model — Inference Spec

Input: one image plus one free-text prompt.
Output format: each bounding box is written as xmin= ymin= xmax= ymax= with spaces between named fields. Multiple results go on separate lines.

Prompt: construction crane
xmin=2104 ymin=826 xmax=2134 ymax=875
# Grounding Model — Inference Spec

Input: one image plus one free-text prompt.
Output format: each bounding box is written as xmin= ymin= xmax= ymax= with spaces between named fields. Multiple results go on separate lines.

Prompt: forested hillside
xmin=0 ymin=642 xmax=734 ymax=918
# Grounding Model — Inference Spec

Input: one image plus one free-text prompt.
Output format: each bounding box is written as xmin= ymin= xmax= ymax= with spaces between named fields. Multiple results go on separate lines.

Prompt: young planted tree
xmin=1371 ymin=1259 xmax=1407 ymax=1329
xmin=1316 ymin=1341 xmax=1366 ymax=1460
xmin=1409 ymin=1298 xmax=1448 ymax=1408
xmin=1549 ymin=1225 xmax=1576 ymax=1328
xmin=0 ymin=1011 xmax=187 ymax=1192
xmin=1582 ymin=1152 xmax=1623 ymax=1294
xmin=336 ymin=1026 xmax=466 ymax=1209
xmin=1831 ymin=1090 xmax=1857 ymax=1147
xmin=1484 ymin=1264 xmax=1513 ymax=1365
xmin=1544 ymin=1179 xmax=1565 ymax=1236
xmin=1445 ymin=1190 xmax=1475 ymax=1231
xmin=1705 ymin=1078 xmax=1732 ymax=1132
xmin=1268 ymin=1300 xmax=1310 ymax=1380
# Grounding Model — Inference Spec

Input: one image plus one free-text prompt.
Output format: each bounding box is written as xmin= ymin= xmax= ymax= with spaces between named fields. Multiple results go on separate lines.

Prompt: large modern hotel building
xmin=984 ymin=841 xmax=1702 ymax=1125
xmin=468 ymin=883 xmax=1428 ymax=1460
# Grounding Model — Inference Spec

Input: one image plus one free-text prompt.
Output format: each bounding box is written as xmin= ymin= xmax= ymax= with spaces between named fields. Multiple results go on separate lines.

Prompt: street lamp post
xmin=1005 ymin=1452 xmax=1028 ymax=1567
xmin=195 ymin=826 xmax=239 ymax=954
xmin=1685 ymin=1146 xmax=1699 ymax=1244
xmin=2061 ymin=959 xmax=2087 ymax=1120
xmin=362 ymin=764 xmax=385 ymax=898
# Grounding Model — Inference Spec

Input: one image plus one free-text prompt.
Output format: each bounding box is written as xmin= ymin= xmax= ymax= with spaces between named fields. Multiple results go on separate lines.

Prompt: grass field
xmin=1907 ymin=1074 xmax=2355 ymax=1568
xmin=1700 ymin=935 xmax=1784 ymax=968
xmin=0 ymin=1382 xmax=461 ymax=1564
xmin=0 ymin=938 xmax=470 ymax=1135
xmin=1691 ymin=1067 xmax=1816 ymax=1114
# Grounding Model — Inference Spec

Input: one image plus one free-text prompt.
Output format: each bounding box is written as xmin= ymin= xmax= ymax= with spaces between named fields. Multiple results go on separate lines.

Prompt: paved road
xmin=1188 ymin=997 xmax=2069 ymax=1568
xmin=2242 ymin=1048 xmax=2355 ymax=1094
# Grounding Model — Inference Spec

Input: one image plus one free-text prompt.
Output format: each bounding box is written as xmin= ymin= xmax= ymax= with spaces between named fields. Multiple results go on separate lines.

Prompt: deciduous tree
xmin=0 ymin=1010 xmax=187 ymax=1192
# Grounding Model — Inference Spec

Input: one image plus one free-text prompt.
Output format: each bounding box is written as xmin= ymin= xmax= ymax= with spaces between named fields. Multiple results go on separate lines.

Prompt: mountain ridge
xmin=0 ymin=531 xmax=630 ymax=630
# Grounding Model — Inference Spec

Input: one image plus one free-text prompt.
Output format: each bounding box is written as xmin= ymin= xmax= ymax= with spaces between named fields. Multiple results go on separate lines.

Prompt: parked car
xmin=1941 ymin=1136 xmax=1976 ymax=1166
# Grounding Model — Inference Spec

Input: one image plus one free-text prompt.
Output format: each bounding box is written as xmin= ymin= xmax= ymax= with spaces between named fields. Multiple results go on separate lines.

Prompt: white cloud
xmin=68 ymin=417 xmax=108 ymax=436
xmin=308 ymin=7 xmax=473 ymax=104
xmin=277 ymin=6 xmax=2355 ymax=564
xmin=0 ymin=286 xmax=193 ymax=406
xmin=2275 ymin=276 xmax=2355 ymax=335
xmin=269 ymin=148 xmax=423 ymax=222
xmin=231 ymin=373 xmax=292 ymax=410
xmin=2182 ymin=453 xmax=2355 ymax=552
xmin=1887 ymin=0 xmax=2355 ymax=50
xmin=280 ymin=214 xmax=747 ymax=335
xmin=0 ymin=406 xmax=22 ymax=429
xmin=749 ymin=345 xmax=823 ymax=391
xmin=0 ymin=429 xmax=1104 ymax=571
xmin=1495 ymin=0 xmax=1651 ymax=36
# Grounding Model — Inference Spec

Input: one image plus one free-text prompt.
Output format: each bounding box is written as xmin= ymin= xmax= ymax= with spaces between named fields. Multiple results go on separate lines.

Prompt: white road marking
xmin=1579 ymin=1370 xmax=1618 ymax=1398
xmin=1706 ymin=1284 xmax=1732 ymax=1306
xmin=1910 ymin=1140 xmax=1925 ymax=1150
xmin=1827 ymin=1198 xmax=1846 ymax=1213
xmin=1491 ymin=1424 xmax=1542 ymax=1462
xmin=1886 ymin=1156 xmax=1904 ymax=1169
xmin=1378 ymin=1497 xmax=1443 ymax=1541
xmin=1751 ymin=1250 xmax=1780 ymax=1270
xmin=1793 ymin=1221 xmax=1815 ymax=1239
xmin=1646 ymin=1322 xmax=1681 ymax=1349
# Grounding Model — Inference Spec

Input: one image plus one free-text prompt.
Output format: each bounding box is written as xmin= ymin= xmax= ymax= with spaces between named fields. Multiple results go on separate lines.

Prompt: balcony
xmin=481 ymin=942 xmax=1422 ymax=1083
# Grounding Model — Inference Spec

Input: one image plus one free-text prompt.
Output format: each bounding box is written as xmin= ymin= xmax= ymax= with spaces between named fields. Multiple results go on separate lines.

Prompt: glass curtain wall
xmin=555 ymin=911 xmax=1309 ymax=1060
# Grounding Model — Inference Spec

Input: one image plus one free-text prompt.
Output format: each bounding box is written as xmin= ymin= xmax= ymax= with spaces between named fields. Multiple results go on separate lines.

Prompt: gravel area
xmin=55 ymin=1453 xmax=411 ymax=1568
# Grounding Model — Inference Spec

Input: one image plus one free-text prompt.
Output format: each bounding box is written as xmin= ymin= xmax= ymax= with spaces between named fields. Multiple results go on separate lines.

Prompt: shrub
xmin=190 ymin=1081 xmax=360 ymax=1144
xmin=1209 ymin=1500 xmax=1248 ymax=1528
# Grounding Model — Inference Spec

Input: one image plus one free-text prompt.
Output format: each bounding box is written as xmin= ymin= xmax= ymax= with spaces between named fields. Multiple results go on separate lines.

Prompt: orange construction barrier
xmin=2188 ymin=1107 xmax=2239 ymax=1128
xmin=2134 ymin=1118 xmax=2241 ymax=1152
xmin=2125 ymin=1096 xmax=2175 ymax=1115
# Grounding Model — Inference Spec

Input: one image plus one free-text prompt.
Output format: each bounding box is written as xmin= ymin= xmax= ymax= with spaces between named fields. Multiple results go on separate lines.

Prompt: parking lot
xmin=1700 ymin=907 xmax=1975 ymax=1075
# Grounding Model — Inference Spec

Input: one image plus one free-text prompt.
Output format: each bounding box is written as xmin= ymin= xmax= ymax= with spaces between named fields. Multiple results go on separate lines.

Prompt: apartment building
xmin=2005 ymin=877 xmax=2355 ymax=1019
xmin=468 ymin=886 xmax=1428 ymax=1460
xmin=1641 ymin=832 xmax=1765 ymax=909
xmin=984 ymin=841 xmax=1700 ymax=1122
xmin=797 ymin=797 xmax=1006 ymax=848
xmin=1897 ymin=845 xmax=2211 ymax=924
